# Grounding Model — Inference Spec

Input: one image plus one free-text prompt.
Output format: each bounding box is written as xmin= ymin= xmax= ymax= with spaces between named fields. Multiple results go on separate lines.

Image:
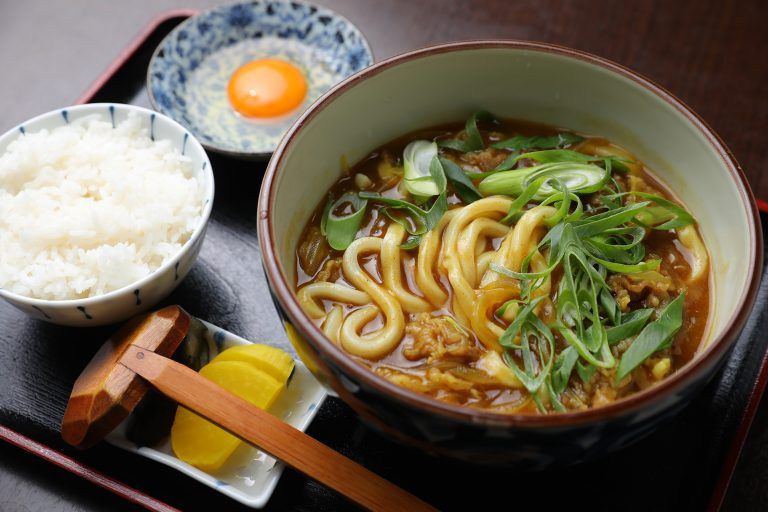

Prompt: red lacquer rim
xmin=259 ymin=40 xmax=764 ymax=430
xmin=708 ymin=338 xmax=768 ymax=510
xmin=0 ymin=424 xmax=180 ymax=512
xmin=75 ymin=9 xmax=199 ymax=105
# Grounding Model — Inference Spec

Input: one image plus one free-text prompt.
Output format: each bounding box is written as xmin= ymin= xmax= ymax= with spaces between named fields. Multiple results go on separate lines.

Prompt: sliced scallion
xmin=439 ymin=157 xmax=482 ymax=203
xmin=606 ymin=308 xmax=654 ymax=345
xmin=616 ymin=292 xmax=686 ymax=381
xmin=403 ymin=140 xmax=440 ymax=197
xmin=360 ymin=189 xmax=448 ymax=248
xmin=630 ymin=192 xmax=696 ymax=230
xmin=438 ymin=111 xmax=495 ymax=153
xmin=507 ymin=149 xmax=597 ymax=164
xmin=478 ymin=162 xmax=609 ymax=200
xmin=321 ymin=193 xmax=368 ymax=251
xmin=550 ymin=346 xmax=579 ymax=394
xmin=576 ymin=361 xmax=597 ymax=384
xmin=491 ymin=132 xmax=583 ymax=151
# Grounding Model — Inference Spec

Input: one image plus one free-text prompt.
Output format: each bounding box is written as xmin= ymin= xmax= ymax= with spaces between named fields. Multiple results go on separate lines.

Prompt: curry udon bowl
xmin=258 ymin=41 xmax=762 ymax=467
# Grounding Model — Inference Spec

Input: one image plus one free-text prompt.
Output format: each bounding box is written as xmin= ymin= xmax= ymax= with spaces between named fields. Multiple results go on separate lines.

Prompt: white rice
xmin=0 ymin=112 xmax=203 ymax=300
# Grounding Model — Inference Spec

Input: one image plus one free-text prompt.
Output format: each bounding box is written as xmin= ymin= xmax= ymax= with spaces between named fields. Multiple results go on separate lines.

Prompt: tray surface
xmin=1 ymin=13 xmax=767 ymax=511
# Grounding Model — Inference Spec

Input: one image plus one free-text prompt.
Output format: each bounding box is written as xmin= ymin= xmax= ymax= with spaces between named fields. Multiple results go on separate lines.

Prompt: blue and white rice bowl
xmin=0 ymin=103 xmax=214 ymax=327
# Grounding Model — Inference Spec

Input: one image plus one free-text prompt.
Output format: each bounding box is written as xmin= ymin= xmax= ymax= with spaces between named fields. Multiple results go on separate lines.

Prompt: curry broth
xmin=295 ymin=118 xmax=710 ymax=414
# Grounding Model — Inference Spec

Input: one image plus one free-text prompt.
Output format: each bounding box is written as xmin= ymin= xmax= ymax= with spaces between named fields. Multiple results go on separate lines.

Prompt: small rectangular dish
xmin=106 ymin=319 xmax=327 ymax=508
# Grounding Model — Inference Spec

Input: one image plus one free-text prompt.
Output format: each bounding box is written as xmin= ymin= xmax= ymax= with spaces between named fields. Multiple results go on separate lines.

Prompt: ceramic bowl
xmin=258 ymin=41 xmax=763 ymax=467
xmin=147 ymin=0 xmax=373 ymax=159
xmin=0 ymin=103 xmax=214 ymax=327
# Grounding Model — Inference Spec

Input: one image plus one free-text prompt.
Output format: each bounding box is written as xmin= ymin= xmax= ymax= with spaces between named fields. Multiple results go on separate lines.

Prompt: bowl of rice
xmin=0 ymin=103 xmax=214 ymax=326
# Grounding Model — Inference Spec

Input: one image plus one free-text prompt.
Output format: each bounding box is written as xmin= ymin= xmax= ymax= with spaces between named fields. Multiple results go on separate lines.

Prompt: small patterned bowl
xmin=147 ymin=0 xmax=373 ymax=159
xmin=0 ymin=103 xmax=214 ymax=327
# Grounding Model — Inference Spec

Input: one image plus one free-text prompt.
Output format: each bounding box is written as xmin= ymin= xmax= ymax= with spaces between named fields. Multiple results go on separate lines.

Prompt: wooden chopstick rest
xmin=61 ymin=306 xmax=190 ymax=448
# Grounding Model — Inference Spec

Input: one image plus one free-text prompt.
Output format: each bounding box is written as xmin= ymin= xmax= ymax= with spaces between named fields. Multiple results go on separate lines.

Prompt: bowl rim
xmin=258 ymin=40 xmax=763 ymax=428
xmin=145 ymin=0 xmax=375 ymax=160
xmin=0 ymin=102 xmax=215 ymax=308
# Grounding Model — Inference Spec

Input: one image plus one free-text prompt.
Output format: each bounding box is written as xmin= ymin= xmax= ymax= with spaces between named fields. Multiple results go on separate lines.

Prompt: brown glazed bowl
xmin=257 ymin=41 xmax=762 ymax=467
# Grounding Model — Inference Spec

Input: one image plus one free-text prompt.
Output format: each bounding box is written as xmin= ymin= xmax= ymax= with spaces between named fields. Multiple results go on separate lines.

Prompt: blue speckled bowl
xmin=148 ymin=0 xmax=373 ymax=159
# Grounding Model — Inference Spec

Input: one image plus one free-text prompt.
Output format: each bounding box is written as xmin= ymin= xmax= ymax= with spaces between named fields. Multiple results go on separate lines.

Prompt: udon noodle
xmin=296 ymin=114 xmax=710 ymax=414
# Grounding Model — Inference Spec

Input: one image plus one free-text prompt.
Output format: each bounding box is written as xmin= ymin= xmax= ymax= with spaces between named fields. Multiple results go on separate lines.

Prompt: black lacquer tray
xmin=1 ymin=12 xmax=767 ymax=511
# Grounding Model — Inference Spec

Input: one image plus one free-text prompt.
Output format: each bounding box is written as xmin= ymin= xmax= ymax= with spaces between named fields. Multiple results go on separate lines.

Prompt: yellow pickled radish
xmin=200 ymin=360 xmax=284 ymax=409
xmin=211 ymin=343 xmax=295 ymax=383
xmin=171 ymin=406 xmax=240 ymax=472
xmin=171 ymin=360 xmax=284 ymax=471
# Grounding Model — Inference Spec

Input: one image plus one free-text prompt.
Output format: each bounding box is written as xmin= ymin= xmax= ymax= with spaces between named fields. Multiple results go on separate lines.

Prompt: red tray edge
xmin=708 ymin=335 xmax=768 ymax=510
xmin=0 ymin=425 xmax=180 ymax=512
xmin=2 ymin=7 xmax=766 ymax=511
xmin=74 ymin=8 xmax=199 ymax=106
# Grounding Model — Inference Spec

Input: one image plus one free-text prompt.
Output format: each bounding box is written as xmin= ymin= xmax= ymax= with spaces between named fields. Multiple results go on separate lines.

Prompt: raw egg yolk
xmin=227 ymin=58 xmax=307 ymax=118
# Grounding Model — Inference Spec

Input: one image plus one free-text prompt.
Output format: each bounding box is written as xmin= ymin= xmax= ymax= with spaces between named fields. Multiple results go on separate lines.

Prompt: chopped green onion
xmin=438 ymin=111 xmax=495 ymax=152
xmin=537 ymin=178 xmax=575 ymax=227
xmin=400 ymin=235 xmax=422 ymax=250
xmin=600 ymin=286 xmax=621 ymax=326
xmin=493 ymin=152 xmax=521 ymax=171
xmin=439 ymin=157 xmax=482 ymax=203
xmin=506 ymin=149 xmax=597 ymax=164
xmin=490 ymin=262 xmax=557 ymax=288
xmin=478 ymin=162 xmax=609 ymax=200
xmin=491 ymin=132 xmax=583 ymax=151
xmin=616 ymin=292 xmax=686 ymax=382
xmin=511 ymin=149 xmax=634 ymax=172
xmin=546 ymin=379 xmax=567 ymax=412
xmin=591 ymin=255 xmax=661 ymax=274
xmin=606 ymin=308 xmax=654 ymax=345
xmin=572 ymin=202 xmax=650 ymax=239
xmin=499 ymin=296 xmax=547 ymax=349
xmin=558 ymin=325 xmax=615 ymax=369
xmin=366 ymin=149 xmax=449 ymax=242
xmin=464 ymin=168 xmax=505 ymax=180
xmin=500 ymin=298 xmax=555 ymax=411
xmin=576 ymin=361 xmax=597 ymax=384
xmin=601 ymin=191 xmax=695 ymax=230
xmin=551 ymin=346 xmax=579 ymax=394
xmin=585 ymin=226 xmax=646 ymax=265
xmin=359 ymin=191 xmax=447 ymax=237
xmin=495 ymin=298 xmax=521 ymax=318
xmin=499 ymin=175 xmax=551 ymax=224
xmin=630 ymin=192 xmax=696 ymax=230
xmin=321 ymin=193 xmax=368 ymax=250
xmin=403 ymin=140 xmax=441 ymax=197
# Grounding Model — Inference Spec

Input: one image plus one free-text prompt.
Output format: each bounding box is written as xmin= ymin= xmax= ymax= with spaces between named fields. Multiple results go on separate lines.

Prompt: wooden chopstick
xmin=120 ymin=345 xmax=436 ymax=512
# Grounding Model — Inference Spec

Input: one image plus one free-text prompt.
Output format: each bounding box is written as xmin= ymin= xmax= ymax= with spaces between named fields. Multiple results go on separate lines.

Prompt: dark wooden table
xmin=0 ymin=0 xmax=766 ymax=510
